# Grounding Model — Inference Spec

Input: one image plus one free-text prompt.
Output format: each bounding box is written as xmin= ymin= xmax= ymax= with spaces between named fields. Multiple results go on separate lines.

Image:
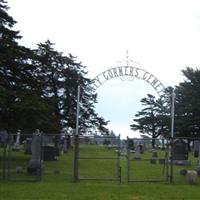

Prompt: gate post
xmin=126 ymin=136 xmax=130 ymax=183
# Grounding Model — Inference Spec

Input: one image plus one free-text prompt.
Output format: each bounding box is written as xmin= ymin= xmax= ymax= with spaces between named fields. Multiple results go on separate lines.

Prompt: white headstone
xmin=27 ymin=129 xmax=43 ymax=174
xmin=134 ymin=146 xmax=141 ymax=160
xmin=186 ymin=170 xmax=198 ymax=184
xmin=12 ymin=130 xmax=21 ymax=151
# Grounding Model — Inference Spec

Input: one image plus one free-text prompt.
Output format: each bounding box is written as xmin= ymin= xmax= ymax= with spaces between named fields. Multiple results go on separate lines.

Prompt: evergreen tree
xmin=33 ymin=40 xmax=109 ymax=134
xmin=130 ymin=94 xmax=170 ymax=147
xmin=175 ymin=67 xmax=200 ymax=137
xmin=0 ymin=0 xmax=49 ymax=133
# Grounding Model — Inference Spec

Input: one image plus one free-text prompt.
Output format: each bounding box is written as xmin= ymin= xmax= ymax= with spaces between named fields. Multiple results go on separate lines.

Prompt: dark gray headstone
xmin=128 ymin=139 xmax=134 ymax=150
xmin=43 ymin=146 xmax=57 ymax=161
xmin=193 ymin=140 xmax=200 ymax=158
xmin=173 ymin=139 xmax=188 ymax=160
xmin=0 ymin=130 xmax=8 ymax=145
xmin=180 ymin=169 xmax=187 ymax=176
xmin=63 ymin=138 xmax=67 ymax=153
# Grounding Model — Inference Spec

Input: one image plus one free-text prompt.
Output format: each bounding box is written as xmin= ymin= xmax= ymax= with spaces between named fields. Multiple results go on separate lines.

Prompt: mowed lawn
xmin=1 ymin=145 xmax=200 ymax=200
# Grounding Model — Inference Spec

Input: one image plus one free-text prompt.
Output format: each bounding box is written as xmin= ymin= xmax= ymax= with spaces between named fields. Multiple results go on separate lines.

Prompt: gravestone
xmin=180 ymin=169 xmax=187 ymax=176
xmin=138 ymin=144 xmax=144 ymax=154
xmin=43 ymin=146 xmax=57 ymax=161
xmin=134 ymin=146 xmax=141 ymax=160
xmin=0 ymin=130 xmax=8 ymax=147
xmin=193 ymin=140 xmax=200 ymax=158
xmin=12 ymin=130 xmax=21 ymax=151
xmin=63 ymin=138 xmax=67 ymax=153
xmin=172 ymin=139 xmax=189 ymax=165
xmin=186 ymin=170 xmax=198 ymax=184
xmin=173 ymin=139 xmax=188 ymax=160
xmin=67 ymin=135 xmax=71 ymax=148
xmin=24 ymin=138 xmax=32 ymax=154
xmin=42 ymin=134 xmax=51 ymax=146
xmin=16 ymin=166 xmax=23 ymax=174
xmin=150 ymin=149 xmax=158 ymax=164
xmin=128 ymin=139 xmax=134 ymax=151
xmin=27 ymin=130 xmax=43 ymax=175
xmin=54 ymin=135 xmax=61 ymax=156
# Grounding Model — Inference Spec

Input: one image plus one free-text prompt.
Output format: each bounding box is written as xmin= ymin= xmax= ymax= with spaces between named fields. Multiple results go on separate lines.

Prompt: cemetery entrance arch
xmin=91 ymin=65 xmax=165 ymax=96
xmin=73 ymin=62 xmax=170 ymax=183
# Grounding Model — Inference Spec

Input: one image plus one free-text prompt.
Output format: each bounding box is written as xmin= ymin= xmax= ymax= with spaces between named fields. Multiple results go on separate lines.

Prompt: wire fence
xmin=1 ymin=133 xmax=200 ymax=185
xmin=0 ymin=133 xmax=71 ymax=182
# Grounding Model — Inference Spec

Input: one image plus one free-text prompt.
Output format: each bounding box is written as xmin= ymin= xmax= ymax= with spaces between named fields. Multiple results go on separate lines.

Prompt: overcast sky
xmin=8 ymin=0 xmax=200 ymax=138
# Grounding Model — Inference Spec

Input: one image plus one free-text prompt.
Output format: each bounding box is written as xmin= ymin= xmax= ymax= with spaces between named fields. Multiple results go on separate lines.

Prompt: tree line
xmin=0 ymin=0 xmax=109 ymax=134
xmin=131 ymin=67 xmax=200 ymax=145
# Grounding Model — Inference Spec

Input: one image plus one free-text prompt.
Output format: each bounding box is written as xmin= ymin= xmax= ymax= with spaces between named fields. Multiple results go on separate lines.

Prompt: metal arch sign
xmin=91 ymin=66 xmax=165 ymax=96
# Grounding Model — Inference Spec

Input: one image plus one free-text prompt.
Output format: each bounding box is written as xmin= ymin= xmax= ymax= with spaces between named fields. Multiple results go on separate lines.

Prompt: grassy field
xmin=1 ymin=145 xmax=200 ymax=200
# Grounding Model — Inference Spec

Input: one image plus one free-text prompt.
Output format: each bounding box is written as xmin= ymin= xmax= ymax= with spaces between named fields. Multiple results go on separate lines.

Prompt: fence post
xmin=73 ymin=134 xmax=79 ymax=182
xmin=117 ymin=134 xmax=121 ymax=183
xmin=2 ymin=145 xmax=6 ymax=180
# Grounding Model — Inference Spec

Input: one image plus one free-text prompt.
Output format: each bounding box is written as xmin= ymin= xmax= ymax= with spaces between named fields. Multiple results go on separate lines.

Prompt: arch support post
xmin=170 ymin=88 xmax=175 ymax=183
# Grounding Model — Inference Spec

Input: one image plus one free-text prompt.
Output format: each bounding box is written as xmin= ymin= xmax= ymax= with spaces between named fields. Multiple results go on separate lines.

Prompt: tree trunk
xmin=152 ymin=135 xmax=156 ymax=149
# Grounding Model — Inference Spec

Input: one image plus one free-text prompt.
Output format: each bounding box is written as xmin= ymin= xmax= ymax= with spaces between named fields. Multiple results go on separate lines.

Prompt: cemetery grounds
xmin=1 ymin=142 xmax=200 ymax=200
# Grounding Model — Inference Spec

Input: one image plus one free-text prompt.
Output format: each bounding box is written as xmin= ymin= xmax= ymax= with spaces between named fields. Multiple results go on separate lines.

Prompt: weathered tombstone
xmin=0 ymin=130 xmax=8 ymax=147
xmin=27 ymin=130 xmax=43 ymax=175
xmin=24 ymin=138 xmax=32 ymax=154
xmin=134 ymin=146 xmax=141 ymax=160
xmin=138 ymin=144 xmax=144 ymax=154
xmin=172 ymin=139 xmax=189 ymax=165
xmin=186 ymin=170 xmax=198 ymax=184
xmin=67 ymin=135 xmax=71 ymax=148
xmin=54 ymin=135 xmax=61 ymax=156
xmin=42 ymin=134 xmax=51 ymax=146
xmin=128 ymin=139 xmax=134 ymax=151
xmin=16 ymin=166 xmax=23 ymax=174
xmin=63 ymin=138 xmax=67 ymax=153
xmin=42 ymin=134 xmax=57 ymax=161
xmin=193 ymin=140 xmax=200 ymax=158
xmin=12 ymin=130 xmax=21 ymax=151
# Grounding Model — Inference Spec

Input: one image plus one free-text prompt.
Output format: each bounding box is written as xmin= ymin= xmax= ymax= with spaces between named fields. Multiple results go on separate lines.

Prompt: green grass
xmin=1 ymin=145 xmax=200 ymax=200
